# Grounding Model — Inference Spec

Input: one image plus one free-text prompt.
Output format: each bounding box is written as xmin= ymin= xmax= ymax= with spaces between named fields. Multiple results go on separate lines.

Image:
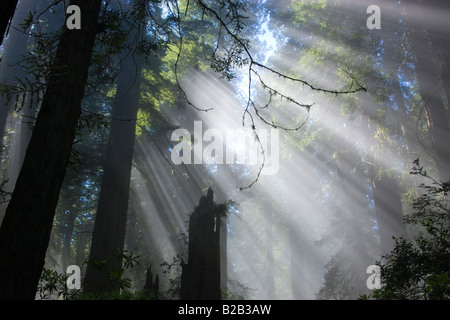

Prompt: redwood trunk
xmin=372 ymin=174 xmax=407 ymax=256
xmin=83 ymin=41 xmax=143 ymax=295
xmin=0 ymin=0 xmax=102 ymax=300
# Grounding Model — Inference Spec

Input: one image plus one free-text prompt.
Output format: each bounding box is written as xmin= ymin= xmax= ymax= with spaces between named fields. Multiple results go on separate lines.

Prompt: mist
xmin=0 ymin=0 xmax=448 ymax=301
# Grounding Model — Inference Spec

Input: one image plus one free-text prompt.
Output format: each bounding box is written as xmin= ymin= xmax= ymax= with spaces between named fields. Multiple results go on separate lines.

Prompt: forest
xmin=0 ymin=0 xmax=448 ymax=301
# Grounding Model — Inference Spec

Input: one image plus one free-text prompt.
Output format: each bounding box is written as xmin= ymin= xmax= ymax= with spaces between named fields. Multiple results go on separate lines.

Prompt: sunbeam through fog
xmin=0 ymin=0 xmax=448 ymax=302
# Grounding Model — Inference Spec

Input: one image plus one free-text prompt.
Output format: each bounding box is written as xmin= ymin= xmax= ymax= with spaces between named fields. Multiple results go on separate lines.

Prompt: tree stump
xmin=180 ymin=188 xmax=226 ymax=300
xmin=144 ymin=266 xmax=159 ymax=296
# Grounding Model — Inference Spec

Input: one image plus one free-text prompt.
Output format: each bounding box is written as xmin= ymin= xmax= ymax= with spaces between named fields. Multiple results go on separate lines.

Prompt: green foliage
xmin=136 ymin=63 xmax=177 ymax=138
xmin=36 ymin=250 xmax=161 ymax=300
xmin=222 ymin=279 xmax=254 ymax=300
xmin=0 ymin=28 xmax=58 ymax=113
xmin=84 ymin=250 xmax=141 ymax=298
xmin=119 ymin=249 xmax=140 ymax=271
xmin=363 ymin=160 xmax=450 ymax=300
xmin=36 ymin=268 xmax=71 ymax=300
xmin=160 ymin=254 xmax=184 ymax=299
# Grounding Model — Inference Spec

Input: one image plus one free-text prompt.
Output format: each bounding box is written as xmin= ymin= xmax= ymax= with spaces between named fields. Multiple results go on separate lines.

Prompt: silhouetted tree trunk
xmin=289 ymin=220 xmax=307 ymax=299
xmin=335 ymin=148 xmax=374 ymax=283
xmin=0 ymin=0 xmax=18 ymax=46
xmin=144 ymin=266 xmax=159 ymax=295
xmin=180 ymin=188 xmax=226 ymax=300
xmin=75 ymin=227 xmax=89 ymax=268
xmin=59 ymin=193 xmax=78 ymax=272
xmin=0 ymin=0 xmax=102 ymax=300
xmin=83 ymin=35 xmax=143 ymax=295
xmin=265 ymin=209 xmax=275 ymax=299
xmin=372 ymin=174 xmax=407 ymax=256
xmin=220 ymin=218 xmax=227 ymax=295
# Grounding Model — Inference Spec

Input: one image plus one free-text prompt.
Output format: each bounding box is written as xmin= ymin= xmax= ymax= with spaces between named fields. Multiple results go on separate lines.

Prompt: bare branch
xmin=173 ymin=0 xmax=367 ymax=189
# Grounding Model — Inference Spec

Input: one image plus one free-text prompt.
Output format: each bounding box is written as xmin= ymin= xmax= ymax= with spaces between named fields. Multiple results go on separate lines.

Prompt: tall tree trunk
xmin=0 ymin=0 xmax=18 ymax=46
xmin=372 ymin=173 xmax=407 ymax=256
xmin=330 ymin=130 xmax=375 ymax=298
xmin=265 ymin=209 xmax=275 ymax=299
xmin=83 ymin=36 xmax=143 ymax=294
xmin=60 ymin=203 xmax=77 ymax=272
xmin=357 ymin=30 xmax=409 ymax=259
xmin=220 ymin=216 xmax=227 ymax=296
xmin=405 ymin=0 xmax=450 ymax=182
xmin=289 ymin=218 xmax=308 ymax=299
xmin=381 ymin=3 xmax=416 ymax=164
xmin=0 ymin=0 xmax=102 ymax=300
xmin=75 ymin=226 xmax=89 ymax=268
xmin=425 ymin=0 xmax=450 ymax=107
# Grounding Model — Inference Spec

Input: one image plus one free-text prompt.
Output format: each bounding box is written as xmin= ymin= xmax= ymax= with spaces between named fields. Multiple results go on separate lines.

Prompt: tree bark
xmin=83 ymin=50 xmax=143 ymax=294
xmin=0 ymin=0 xmax=102 ymax=300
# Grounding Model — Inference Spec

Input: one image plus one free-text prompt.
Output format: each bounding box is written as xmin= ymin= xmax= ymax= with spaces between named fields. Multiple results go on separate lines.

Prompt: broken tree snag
xmin=180 ymin=188 xmax=227 ymax=300
xmin=144 ymin=266 xmax=159 ymax=297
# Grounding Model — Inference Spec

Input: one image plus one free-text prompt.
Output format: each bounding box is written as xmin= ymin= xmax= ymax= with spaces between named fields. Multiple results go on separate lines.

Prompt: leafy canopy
xmin=362 ymin=160 xmax=450 ymax=300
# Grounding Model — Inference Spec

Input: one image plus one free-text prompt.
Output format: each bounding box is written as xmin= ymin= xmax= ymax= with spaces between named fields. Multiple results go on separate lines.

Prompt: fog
xmin=0 ymin=0 xmax=448 ymax=300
